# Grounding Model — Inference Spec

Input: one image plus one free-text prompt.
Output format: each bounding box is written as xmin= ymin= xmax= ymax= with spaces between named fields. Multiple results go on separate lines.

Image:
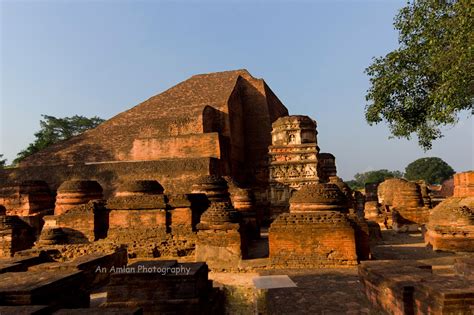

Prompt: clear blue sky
xmin=1 ymin=0 xmax=472 ymax=180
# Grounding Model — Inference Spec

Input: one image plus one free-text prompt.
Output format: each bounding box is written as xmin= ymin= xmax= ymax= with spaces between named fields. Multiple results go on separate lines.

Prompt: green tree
xmin=405 ymin=157 xmax=455 ymax=184
xmin=14 ymin=115 xmax=104 ymax=164
xmin=0 ymin=154 xmax=6 ymax=169
xmin=365 ymin=0 xmax=473 ymax=150
xmin=348 ymin=169 xmax=404 ymax=189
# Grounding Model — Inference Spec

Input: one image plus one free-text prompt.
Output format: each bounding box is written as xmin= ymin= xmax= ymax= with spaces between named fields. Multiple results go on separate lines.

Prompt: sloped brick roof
xmin=20 ymin=69 xmax=263 ymax=167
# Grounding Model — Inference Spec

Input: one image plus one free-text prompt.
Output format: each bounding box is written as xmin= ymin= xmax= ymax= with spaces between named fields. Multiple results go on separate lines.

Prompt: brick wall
xmin=269 ymin=212 xmax=358 ymax=268
xmin=130 ymin=133 xmax=221 ymax=161
xmin=1 ymin=158 xmax=219 ymax=198
xmin=454 ymin=171 xmax=474 ymax=197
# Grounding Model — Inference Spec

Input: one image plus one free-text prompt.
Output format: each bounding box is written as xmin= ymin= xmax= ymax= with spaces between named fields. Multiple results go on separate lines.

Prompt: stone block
xmin=34 ymin=249 xmax=128 ymax=290
xmin=269 ymin=212 xmax=358 ymax=268
xmin=0 ymin=305 xmax=52 ymax=314
xmin=0 ymin=216 xmax=36 ymax=257
xmin=55 ymin=180 xmax=103 ymax=215
xmin=0 ymin=270 xmax=89 ymax=310
xmin=55 ymin=307 xmax=143 ymax=314
xmin=359 ymin=259 xmax=474 ymax=315
xmin=454 ymin=171 xmax=474 ymax=197
xmin=0 ymin=181 xmax=54 ymax=216
xmin=104 ymin=260 xmax=211 ymax=314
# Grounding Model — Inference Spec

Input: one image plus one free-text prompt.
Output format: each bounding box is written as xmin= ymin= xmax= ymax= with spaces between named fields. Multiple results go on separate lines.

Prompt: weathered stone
xmin=289 ymin=183 xmax=347 ymax=212
xmin=0 ymin=270 xmax=89 ymax=310
xmin=425 ymin=196 xmax=474 ymax=252
xmin=0 ymin=215 xmax=35 ymax=257
xmin=318 ymin=152 xmax=337 ymax=182
xmin=167 ymin=193 xmax=208 ymax=235
xmin=55 ymin=180 xmax=103 ymax=215
xmin=454 ymin=257 xmax=474 ymax=279
xmin=329 ymin=176 xmax=355 ymax=211
xmin=424 ymin=172 xmax=473 ymax=253
xmin=269 ymin=211 xmax=358 ymax=267
xmin=104 ymin=260 xmax=212 ymax=313
xmin=115 ymin=180 xmax=164 ymax=197
xmin=429 ymin=178 xmax=455 ymax=207
xmin=353 ymin=190 xmax=365 ymax=218
xmin=416 ymin=180 xmax=432 ymax=208
xmin=378 ymin=178 xmax=424 ymax=209
xmin=269 ymin=183 xmax=367 ymax=267
xmin=5 ymin=70 xmax=288 ymax=202
xmin=33 ymin=248 xmax=128 ymax=290
xmin=199 ymin=202 xmax=235 ymax=226
xmin=268 ymin=116 xmax=319 ymax=189
xmin=107 ymin=195 xmax=167 ymax=210
xmin=0 ymin=305 xmax=52 ymax=314
xmin=364 ymin=182 xmax=386 ymax=227
xmin=267 ymin=115 xmax=323 ymax=218
xmin=454 ymin=171 xmax=474 ymax=197
xmin=191 ymin=175 xmax=231 ymax=203
xmin=0 ymin=251 xmax=52 ymax=273
xmin=366 ymin=220 xmax=382 ymax=243
xmin=378 ymin=178 xmax=430 ymax=230
xmin=232 ymin=188 xmax=260 ymax=239
xmin=359 ymin=260 xmax=474 ymax=315
xmin=41 ymin=200 xmax=108 ymax=244
xmin=37 ymin=228 xmax=68 ymax=245
xmin=196 ymin=202 xmax=247 ymax=269
xmin=55 ymin=307 xmax=143 ymax=315
xmin=0 ymin=181 xmax=54 ymax=216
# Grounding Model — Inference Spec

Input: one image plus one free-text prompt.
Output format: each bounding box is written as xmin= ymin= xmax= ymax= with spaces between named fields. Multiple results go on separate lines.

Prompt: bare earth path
xmin=249 ymin=230 xmax=460 ymax=315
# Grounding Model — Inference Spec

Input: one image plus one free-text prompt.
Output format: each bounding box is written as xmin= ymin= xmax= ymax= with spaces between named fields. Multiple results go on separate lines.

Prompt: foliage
xmin=0 ymin=154 xmax=6 ymax=169
xmin=365 ymin=0 xmax=473 ymax=150
xmin=345 ymin=180 xmax=360 ymax=190
xmin=14 ymin=115 xmax=104 ymax=164
xmin=404 ymin=157 xmax=455 ymax=184
xmin=348 ymin=169 xmax=404 ymax=189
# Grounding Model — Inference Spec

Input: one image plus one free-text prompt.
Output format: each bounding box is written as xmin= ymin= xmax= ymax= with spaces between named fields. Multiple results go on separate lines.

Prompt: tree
xmin=14 ymin=115 xmax=104 ymax=164
xmin=405 ymin=157 xmax=455 ymax=184
xmin=365 ymin=0 xmax=473 ymax=150
xmin=0 ymin=154 xmax=6 ymax=169
xmin=348 ymin=169 xmax=404 ymax=189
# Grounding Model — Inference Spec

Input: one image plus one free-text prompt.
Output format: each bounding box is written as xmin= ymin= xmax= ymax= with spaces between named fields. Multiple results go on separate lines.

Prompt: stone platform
xmin=104 ymin=260 xmax=214 ymax=314
xmin=0 ymin=270 xmax=89 ymax=309
xmin=359 ymin=259 xmax=474 ymax=315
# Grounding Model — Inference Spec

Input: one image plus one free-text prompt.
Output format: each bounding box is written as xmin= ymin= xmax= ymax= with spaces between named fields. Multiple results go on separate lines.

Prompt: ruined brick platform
xmin=425 ymin=171 xmax=474 ymax=253
xmin=0 ymin=270 xmax=89 ymax=309
xmin=359 ymin=259 xmax=474 ymax=315
xmin=269 ymin=183 xmax=368 ymax=268
xmin=104 ymin=260 xmax=212 ymax=314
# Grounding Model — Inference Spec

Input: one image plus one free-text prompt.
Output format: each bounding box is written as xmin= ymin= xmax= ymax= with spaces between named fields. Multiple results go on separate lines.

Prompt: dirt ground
xmin=212 ymin=230 xmax=469 ymax=315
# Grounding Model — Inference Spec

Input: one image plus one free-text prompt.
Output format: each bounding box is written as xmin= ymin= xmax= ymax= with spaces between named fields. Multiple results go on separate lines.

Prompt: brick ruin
xmin=0 ymin=69 xmax=472 ymax=313
xmin=377 ymin=178 xmax=431 ymax=231
xmin=267 ymin=115 xmax=338 ymax=218
xmin=269 ymin=183 xmax=370 ymax=268
xmin=363 ymin=178 xmax=437 ymax=232
xmin=363 ymin=182 xmax=383 ymax=223
xmin=359 ymin=258 xmax=474 ymax=315
xmin=357 ymin=174 xmax=473 ymax=315
xmin=425 ymin=171 xmax=474 ymax=252
xmin=1 ymin=70 xmax=288 ymax=200
xmin=55 ymin=180 xmax=103 ymax=215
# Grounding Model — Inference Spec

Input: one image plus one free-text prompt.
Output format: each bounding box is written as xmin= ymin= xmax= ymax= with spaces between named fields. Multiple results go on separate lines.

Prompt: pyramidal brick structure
xmin=4 ymin=70 xmax=288 ymax=196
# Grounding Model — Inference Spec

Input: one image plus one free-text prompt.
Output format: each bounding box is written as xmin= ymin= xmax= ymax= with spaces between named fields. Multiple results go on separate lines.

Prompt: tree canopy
xmin=404 ymin=157 xmax=455 ymax=184
xmin=14 ymin=115 xmax=104 ymax=164
xmin=347 ymin=169 xmax=404 ymax=190
xmin=365 ymin=0 xmax=473 ymax=150
xmin=0 ymin=154 xmax=6 ymax=169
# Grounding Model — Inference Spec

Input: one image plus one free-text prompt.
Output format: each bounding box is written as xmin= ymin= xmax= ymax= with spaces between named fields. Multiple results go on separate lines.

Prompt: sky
xmin=0 ymin=0 xmax=472 ymax=181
